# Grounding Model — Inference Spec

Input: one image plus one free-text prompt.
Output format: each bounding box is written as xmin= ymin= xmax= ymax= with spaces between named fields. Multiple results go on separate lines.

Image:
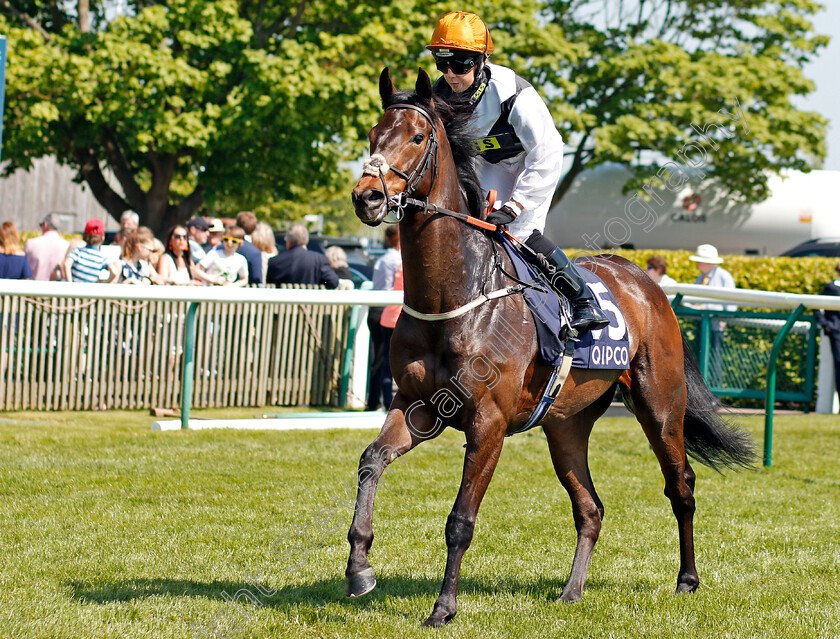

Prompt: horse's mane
xmin=383 ymin=90 xmax=484 ymax=218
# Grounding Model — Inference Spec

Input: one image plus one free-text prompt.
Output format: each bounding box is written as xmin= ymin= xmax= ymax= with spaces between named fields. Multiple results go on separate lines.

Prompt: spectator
xmin=250 ymin=221 xmax=278 ymax=284
xmin=195 ymin=225 xmax=249 ymax=286
xmin=157 ymin=225 xmax=196 ymax=285
xmin=366 ymin=225 xmax=402 ymax=411
xmin=0 ymin=221 xmax=34 ymax=279
xmin=207 ymin=218 xmax=225 ymax=250
xmin=813 ymin=261 xmax=840 ymax=406
xmin=646 ymin=255 xmax=678 ymax=287
xmin=148 ymin=238 xmax=166 ymax=272
xmin=689 ymin=243 xmax=736 ymax=387
xmin=117 ymin=227 xmax=167 ymax=284
xmin=325 ymin=245 xmax=353 ymax=280
xmin=266 ymin=223 xmax=339 ymax=288
xmin=235 ymin=211 xmax=264 ymax=285
xmin=58 ymin=238 xmax=85 ymax=281
xmin=2 ymin=222 xmax=24 ymax=255
xmin=111 ymin=211 xmax=140 ymax=248
xmin=24 ymin=213 xmax=70 ymax=280
xmin=63 ymin=219 xmax=118 ymax=283
xmin=186 ymin=218 xmax=210 ymax=261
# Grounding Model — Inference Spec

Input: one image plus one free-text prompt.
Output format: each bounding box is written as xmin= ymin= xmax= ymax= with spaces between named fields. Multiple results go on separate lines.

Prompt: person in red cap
xmin=427 ymin=11 xmax=609 ymax=334
xmin=63 ymin=218 xmax=118 ymax=283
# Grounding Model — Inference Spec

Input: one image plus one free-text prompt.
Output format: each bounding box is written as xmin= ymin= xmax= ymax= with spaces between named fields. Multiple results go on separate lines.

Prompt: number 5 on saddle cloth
xmin=498 ymin=236 xmax=630 ymax=434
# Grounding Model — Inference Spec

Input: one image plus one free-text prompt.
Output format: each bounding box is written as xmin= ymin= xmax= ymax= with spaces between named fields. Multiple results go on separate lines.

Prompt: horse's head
xmin=352 ymin=67 xmax=439 ymax=226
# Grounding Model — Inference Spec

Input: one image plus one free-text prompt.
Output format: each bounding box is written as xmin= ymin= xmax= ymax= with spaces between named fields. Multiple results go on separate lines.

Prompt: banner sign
xmin=0 ymin=36 xmax=7 ymax=163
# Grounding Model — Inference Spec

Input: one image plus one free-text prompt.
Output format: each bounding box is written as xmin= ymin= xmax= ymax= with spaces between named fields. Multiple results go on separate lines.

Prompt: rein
xmin=363 ymin=101 xmax=535 ymax=321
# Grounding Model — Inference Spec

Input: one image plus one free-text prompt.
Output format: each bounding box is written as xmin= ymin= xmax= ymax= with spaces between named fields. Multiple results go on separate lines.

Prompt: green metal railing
xmin=671 ymin=297 xmax=818 ymax=466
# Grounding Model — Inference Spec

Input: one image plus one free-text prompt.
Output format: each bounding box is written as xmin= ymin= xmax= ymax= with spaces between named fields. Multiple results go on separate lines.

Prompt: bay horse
xmin=347 ymin=67 xmax=755 ymax=627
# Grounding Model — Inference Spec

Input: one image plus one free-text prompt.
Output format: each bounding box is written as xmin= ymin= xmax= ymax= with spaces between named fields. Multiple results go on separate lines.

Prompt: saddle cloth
xmin=499 ymin=236 xmax=630 ymax=370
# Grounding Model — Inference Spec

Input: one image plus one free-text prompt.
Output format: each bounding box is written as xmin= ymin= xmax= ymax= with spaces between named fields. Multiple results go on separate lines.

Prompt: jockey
xmin=427 ymin=11 xmax=609 ymax=333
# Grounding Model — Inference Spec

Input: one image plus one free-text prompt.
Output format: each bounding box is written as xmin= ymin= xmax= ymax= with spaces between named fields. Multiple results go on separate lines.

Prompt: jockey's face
xmin=442 ymin=65 xmax=476 ymax=94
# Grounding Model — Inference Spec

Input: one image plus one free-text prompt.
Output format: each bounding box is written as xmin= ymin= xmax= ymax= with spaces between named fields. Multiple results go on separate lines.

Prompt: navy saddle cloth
xmin=499 ymin=236 xmax=630 ymax=370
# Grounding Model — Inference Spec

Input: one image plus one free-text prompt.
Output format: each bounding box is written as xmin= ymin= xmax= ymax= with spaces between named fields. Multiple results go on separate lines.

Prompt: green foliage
xmin=0 ymin=1 xmax=829 ymax=236
xmin=533 ymin=0 xmax=829 ymax=205
xmin=605 ymin=248 xmax=838 ymax=294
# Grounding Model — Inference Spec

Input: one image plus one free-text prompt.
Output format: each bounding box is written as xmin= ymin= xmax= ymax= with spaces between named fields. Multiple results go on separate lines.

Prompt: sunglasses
xmin=222 ymin=237 xmax=243 ymax=245
xmin=172 ymin=233 xmax=188 ymax=239
xmin=434 ymin=54 xmax=478 ymax=75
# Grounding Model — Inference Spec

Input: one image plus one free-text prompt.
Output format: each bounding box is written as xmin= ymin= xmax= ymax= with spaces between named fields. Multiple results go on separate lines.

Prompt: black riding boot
xmin=525 ymin=231 xmax=611 ymax=333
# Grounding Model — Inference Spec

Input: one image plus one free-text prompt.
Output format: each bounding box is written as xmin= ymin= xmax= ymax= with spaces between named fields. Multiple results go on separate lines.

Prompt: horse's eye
xmin=412 ymin=134 xmax=424 ymax=144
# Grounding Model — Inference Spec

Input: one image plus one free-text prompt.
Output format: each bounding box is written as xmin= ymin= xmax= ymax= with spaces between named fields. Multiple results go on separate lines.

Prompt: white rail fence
xmin=1 ymin=280 xmax=839 ymax=414
xmin=0 ymin=281 xmax=400 ymax=411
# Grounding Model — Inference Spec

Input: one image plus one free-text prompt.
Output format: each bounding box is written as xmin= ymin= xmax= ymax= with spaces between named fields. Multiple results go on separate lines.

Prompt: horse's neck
xmin=400 ymin=182 xmax=492 ymax=315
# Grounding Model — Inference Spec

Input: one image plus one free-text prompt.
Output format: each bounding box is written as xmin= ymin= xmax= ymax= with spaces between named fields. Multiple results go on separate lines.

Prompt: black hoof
xmin=346 ymin=568 xmax=377 ymax=598
xmin=422 ymin=612 xmax=454 ymax=627
xmin=675 ymin=579 xmax=699 ymax=594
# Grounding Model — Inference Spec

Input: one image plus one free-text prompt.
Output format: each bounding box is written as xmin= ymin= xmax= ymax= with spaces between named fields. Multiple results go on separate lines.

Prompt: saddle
xmin=496 ymin=235 xmax=629 ymax=371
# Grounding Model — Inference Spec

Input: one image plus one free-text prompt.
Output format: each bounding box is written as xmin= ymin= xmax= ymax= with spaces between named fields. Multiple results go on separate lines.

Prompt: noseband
xmin=362 ymin=103 xmax=439 ymax=224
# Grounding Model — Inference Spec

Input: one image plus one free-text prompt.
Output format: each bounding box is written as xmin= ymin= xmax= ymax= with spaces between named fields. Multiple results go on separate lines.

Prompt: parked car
xmin=780 ymin=238 xmax=840 ymax=258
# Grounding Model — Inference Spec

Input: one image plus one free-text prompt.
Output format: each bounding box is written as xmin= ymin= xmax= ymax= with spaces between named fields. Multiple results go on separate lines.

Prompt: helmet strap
xmin=467 ymin=60 xmax=488 ymax=106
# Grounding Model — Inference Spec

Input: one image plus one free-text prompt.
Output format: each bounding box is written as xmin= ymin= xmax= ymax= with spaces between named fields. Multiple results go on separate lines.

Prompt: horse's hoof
xmin=557 ymin=590 xmax=582 ymax=604
xmin=346 ymin=568 xmax=377 ymax=598
xmin=421 ymin=611 xmax=455 ymax=627
xmin=675 ymin=575 xmax=699 ymax=594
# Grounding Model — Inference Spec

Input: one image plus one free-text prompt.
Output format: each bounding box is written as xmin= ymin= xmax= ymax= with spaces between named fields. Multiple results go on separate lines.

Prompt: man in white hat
xmin=689 ymin=244 xmax=734 ymax=289
xmin=689 ymin=244 xmax=736 ymax=387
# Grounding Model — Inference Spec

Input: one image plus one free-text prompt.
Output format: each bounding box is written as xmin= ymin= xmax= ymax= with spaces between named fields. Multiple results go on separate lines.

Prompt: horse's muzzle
xmin=352 ymin=188 xmax=387 ymax=226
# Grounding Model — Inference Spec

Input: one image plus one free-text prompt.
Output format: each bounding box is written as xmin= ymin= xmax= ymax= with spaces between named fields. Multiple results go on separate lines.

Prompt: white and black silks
xmin=432 ymin=62 xmax=564 ymax=242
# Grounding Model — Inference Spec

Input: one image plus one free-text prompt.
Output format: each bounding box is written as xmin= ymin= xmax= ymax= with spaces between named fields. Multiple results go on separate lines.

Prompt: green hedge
xmin=570 ymin=248 xmax=839 ymax=295
xmin=567 ymin=248 xmax=837 ymax=409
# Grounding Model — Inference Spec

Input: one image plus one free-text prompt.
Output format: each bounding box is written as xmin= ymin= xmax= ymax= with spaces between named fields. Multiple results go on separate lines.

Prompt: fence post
xmin=180 ymin=302 xmax=199 ymax=429
xmin=763 ymin=304 xmax=806 ymax=467
xmin=339 ymin=281 xmax=373 ymax=408
xmin=699 ymin=313 xmax=711 ymax=382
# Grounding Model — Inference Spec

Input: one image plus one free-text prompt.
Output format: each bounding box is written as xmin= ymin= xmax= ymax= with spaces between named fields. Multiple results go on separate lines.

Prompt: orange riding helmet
xmin=426 ymin=11 xmax=494 ymax=55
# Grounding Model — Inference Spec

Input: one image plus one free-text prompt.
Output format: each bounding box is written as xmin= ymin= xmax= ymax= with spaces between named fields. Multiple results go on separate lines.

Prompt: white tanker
xmin=546 ymin=164 xmax=839 ymax=256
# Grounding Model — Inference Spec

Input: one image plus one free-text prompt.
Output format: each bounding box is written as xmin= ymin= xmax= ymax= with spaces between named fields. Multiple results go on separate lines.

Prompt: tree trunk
xmin=78 ymin=0 xmax=90 ymax=32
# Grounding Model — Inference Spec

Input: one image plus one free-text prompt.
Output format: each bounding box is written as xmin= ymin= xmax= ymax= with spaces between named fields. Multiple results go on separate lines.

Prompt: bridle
xmin=363 ymin=103 xmax=440 ymax=224
xmin=363 ymin=102 xmax=501 ymax=234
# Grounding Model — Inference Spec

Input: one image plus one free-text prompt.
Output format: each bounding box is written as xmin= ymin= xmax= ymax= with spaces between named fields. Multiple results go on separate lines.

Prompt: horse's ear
xmin=379 ymin=67 xmax=396 ymax=107
xmin=416 ymin=68 xmax=433 ymax=103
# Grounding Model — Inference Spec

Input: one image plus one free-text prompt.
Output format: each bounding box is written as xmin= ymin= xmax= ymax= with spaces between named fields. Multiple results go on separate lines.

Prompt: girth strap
xmin=508 ymin=338 xmax=575 ymax=436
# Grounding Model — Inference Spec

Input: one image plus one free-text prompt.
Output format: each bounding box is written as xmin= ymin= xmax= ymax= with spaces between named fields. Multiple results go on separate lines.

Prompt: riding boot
xmin=524 ymin=231 xmax=611 ymax=333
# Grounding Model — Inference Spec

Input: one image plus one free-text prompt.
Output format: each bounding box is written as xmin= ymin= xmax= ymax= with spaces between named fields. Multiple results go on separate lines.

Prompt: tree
xmin=1 ymin=1 xmax=828 ymax=235
xmin=503 ymin=0 xmax=829 ymax=206
xmin=1 ymin=0 xmax=431 ymax=234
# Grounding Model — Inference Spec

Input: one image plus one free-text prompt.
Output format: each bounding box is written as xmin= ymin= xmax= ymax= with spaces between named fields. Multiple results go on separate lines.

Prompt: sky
xmin=802 ymin=2 xmax=840 ymax=170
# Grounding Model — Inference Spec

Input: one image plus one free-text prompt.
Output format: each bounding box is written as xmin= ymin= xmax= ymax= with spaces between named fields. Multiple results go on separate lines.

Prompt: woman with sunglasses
xmin=194 ymin=225 xmax=249 ymax=286
xmin=157 ymin=225 xmax=197 ymax=285
xmin=428 ymin=11 xmax=608 ymax=333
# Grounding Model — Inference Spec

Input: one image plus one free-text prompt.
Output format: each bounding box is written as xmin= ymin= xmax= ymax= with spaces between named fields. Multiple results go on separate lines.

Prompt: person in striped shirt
xmin=63 ymin=218 xmax=118 ymax=283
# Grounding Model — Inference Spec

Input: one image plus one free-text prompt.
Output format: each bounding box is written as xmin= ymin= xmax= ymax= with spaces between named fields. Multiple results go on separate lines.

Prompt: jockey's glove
xmin=486 ymin=205 xmax=518 ymax=226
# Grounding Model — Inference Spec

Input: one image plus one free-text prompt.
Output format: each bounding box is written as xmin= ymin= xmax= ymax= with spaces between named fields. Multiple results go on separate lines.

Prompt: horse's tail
xmin=682 ymin=336 xmax=757 ymax=471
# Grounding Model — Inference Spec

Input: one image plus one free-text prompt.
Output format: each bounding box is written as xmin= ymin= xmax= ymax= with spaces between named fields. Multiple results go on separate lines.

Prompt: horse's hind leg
xmin=346 ymin=394 xmax=431 ymax=597
xmin=623 ymin=358 xmax=700 ymax=594
xmin=543 ymin=393 xmax=611 ymax=602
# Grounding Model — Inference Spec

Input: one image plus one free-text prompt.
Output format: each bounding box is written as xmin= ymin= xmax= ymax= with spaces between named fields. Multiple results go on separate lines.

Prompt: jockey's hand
xmin=486 ymin=205 xmax=518 ymax=226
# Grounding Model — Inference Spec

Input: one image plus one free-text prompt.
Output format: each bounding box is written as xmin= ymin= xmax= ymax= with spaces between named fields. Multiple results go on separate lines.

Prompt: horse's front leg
xmin=346 ymin=394 xmax=430 ymax=597
xmin=423 ymin=412 xmax=506 ymax=627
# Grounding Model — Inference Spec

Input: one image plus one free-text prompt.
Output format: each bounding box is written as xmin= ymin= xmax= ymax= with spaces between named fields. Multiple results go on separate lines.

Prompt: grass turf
xmin=0 ymin=409 xmax=838 ymax=638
